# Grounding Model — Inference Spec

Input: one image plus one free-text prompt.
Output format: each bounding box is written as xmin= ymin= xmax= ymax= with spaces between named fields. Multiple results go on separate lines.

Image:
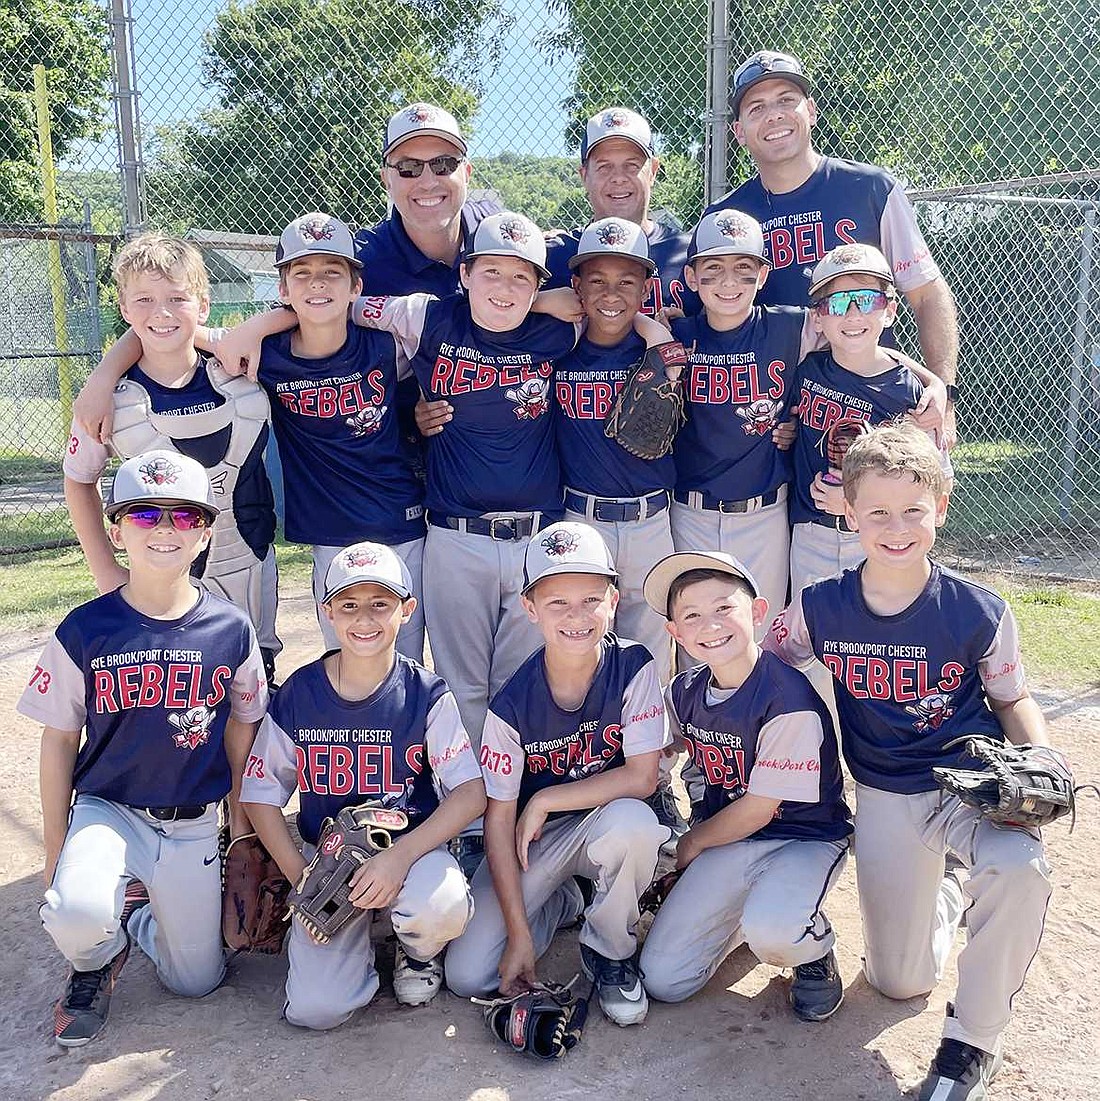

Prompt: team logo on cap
xmin=505 ymin=377 xmax=549 ymax=420
xmin=346 ymin=404 xmax=386 ymax=437
xmin=906 ymin=692 xmax=956 ymax=733
xmin=830 ymin=244 xmax=869 ymax=265
xmin=737 ymin=397 xmax=781 ymax=436
xmin=298 ymin=215 xmax=336 ymax=243
xmin=497 ymin=217 xmax=531 ymax=245
xmin=714 ymin=213 xmax=749 ymax=239
xmin=541 ymin=529 xmax=580 ymax=557
xmin=601 ymin=109 xmax=629 ymax=129
xmin=167 ymin=705 xmax=215 ymax=751
xmin=345 ymin=548 xmax=380 ymax=568
xmin=596 ymin=221 xmax=629 ymax=246
xmin=407 ymin=103 xmax=436 ymax=123
xmin=138 ymin=456 xmax=181 ymax=486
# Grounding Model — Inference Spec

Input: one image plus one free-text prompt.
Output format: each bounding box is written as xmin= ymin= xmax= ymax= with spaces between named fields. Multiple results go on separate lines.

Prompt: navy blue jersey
xmin=555 ymin=331 xmax=676 ymax=496
xmin=671 ymin=307 xmax=808 ymax=500
xmin=480 ymin=634 xmax=668 ymax=812
xmin=768 ymin=564 xmax=1029 ymax=794
xmin=259 ymin=323 xmax=424 ymax=547
xmin=18 ymin=589 xmax=267 ymax=808
xmin=128 ymin=362 xmax=225 ymax=418
xmin=669 ymin=652 xmax=850 ymax=841
xmin=545 ymin=221 xmax=700 ymax=318
xmin=241 ymin=654 xmax=479 ymax=846
xmin=707 ymin=158 xmax=940 ymax=307
xmin=789 ymin=349 xmax=927 ymax=525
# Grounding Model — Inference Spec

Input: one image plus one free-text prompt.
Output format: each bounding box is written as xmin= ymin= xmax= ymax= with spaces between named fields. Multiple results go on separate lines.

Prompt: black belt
xmin=808 ymin=512 xmax=856 ymax=534
xmin=674 ymin=487 xmax=782 ymax=514
xmin=135 ymin=804 xmax=208 ymax=821
xmin=564 ymin=488 xmax=670 ymax=523
xmin=427 ymin=512 xmax=550 ymax=541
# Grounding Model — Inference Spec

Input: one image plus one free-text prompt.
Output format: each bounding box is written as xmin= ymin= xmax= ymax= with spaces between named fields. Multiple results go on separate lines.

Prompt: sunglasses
xmin=385 ymin=155 xmax=463 ymax=178
xmin=812 ymin=288 xmax=894 ymax=317
xmin=120 ymin=505 xmax=212 ymax=531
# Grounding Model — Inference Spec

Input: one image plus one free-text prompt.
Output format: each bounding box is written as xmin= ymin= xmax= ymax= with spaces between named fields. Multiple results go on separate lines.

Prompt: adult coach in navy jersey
xmin=544 ymin=108 xmax=699 ymax=319
xmin=708 ymin=52 xmax=959 ymax=445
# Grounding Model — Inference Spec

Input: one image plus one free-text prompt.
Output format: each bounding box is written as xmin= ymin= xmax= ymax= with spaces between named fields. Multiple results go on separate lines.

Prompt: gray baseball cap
xmin=323 ymin=541 xmax=414 ymax=604
xmin=808 ymin=243 xmax=895 ymax=300
xmin=730 ymin=51 xmax=812 ymax=115
xmin=568 ymin=217 xmax=656 ymax=275
xmin=275 ymin=212 xmax=361 ymax=270
xmin=382 ymin=102 xmax=467 ymax=159
xmin=465 ymin=212 xmax=551 ymax=281
xmin=580 ymin=107 xmax=655 ymax=161
xmin=688 ymin=209 xmax=768 ymax=263
xmin=643 ymin=551 xmax=761 ymax=617
xmin=522 ymin=521 xmax=618 ymax=595
xmin=105 ymin=450 xmax=218 ymax=521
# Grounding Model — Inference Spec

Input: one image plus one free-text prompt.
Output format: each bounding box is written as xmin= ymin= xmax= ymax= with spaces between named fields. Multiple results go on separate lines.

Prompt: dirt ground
xmin=1 ymin=581 xmax=1098 ymax=1101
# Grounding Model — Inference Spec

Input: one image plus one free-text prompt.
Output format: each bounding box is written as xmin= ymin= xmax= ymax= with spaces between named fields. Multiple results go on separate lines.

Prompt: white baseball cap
xmin=568 ymin=217 xmax=656 ymax=275
xmin=275 ymin=212 xmax=361 ymax=270
xmin=580 ymin=107 xmax=655 ymax=161
xmin=808 ymin=243 xmax=895 ymax=300
xmin=643 ymin=551 xmax=761 ymax=617
xmin=382 ymin=102 xmax=467 ymax=159
xmin=688 ymin=210 xmax=768 ymax=263
xmin=465 ymin=212 xmax=551 ymax=281
xmin=105 ymin=450 xmax=218 ymax=521
xmin=323 ymin=542 xmax=414 ymax=604
xmin=522 ymin=522 xmax=618 ymax=595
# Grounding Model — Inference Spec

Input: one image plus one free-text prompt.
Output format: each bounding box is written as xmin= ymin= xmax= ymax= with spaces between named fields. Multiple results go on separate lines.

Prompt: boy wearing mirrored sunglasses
xmin=19 ymin=450 xmax=268 ymax=1047
xmin=788 ymin=243 xmax=952 ymax=597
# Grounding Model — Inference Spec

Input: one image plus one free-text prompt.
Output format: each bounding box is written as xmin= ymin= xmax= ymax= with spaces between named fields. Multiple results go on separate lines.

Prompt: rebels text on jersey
xmin=240 ymin=654 xmax=479 ymax=846
xmin=555 ymin=331 xmax=675 ymax=497
xmin=672 ymin=307 xmax=812 ymax=501
xmin=669 ymin=653 xmax=850 ymax=841
xmin=478 ymin=634 xmax=669 ymax=812
xmin=354 ymin=293 xmax=579 ymax=516
xmin=259 ymin=323 xmax=424 ymax=547
xmin=766 ymin=564 xmax=1028 ymax=794
xmin=18 ymin=589 xmax=267 ymax=808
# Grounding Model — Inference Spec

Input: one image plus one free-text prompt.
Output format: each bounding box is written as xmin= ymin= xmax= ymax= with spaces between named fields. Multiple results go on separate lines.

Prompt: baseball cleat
xmin=392 ymin=944 xmax=443 ymax=1006
xmin=646 ymin=782 xmax=690 ymax=856
xmin=580 ymin=943 xmax=648 ymax=1027
xmin=789 ymin=948 xmax=844 ymax=1021
xmin=54 ymin=940 xmax=131 ymax=1047
xmin=917 ymin=1037 xmax=1003 ymax=1100
xmin=120 ymin=878 xmax=150 ymax=931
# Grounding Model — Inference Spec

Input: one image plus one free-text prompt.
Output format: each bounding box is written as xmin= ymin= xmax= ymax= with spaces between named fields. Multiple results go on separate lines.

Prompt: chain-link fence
xmin=1 ymin=0 xmax=1098 ymax=578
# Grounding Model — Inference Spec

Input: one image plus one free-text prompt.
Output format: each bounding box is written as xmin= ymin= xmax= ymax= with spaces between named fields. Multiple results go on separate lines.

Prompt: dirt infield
xmin=1 ymin=582 xmax=1097 ymax=1101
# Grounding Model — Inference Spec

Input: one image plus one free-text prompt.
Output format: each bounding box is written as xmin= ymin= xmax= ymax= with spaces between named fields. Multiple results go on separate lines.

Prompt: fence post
xmin=704 ymin=0 xmax=730 ymax=204
xmin=111 ymin=0 xmax=145 ymax=235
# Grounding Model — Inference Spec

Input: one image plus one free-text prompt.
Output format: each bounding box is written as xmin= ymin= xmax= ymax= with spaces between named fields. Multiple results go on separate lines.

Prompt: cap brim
xmin=582 ymin=133 xmax=653 ymax=160
xmin=383 ymin=129 xmax=467 ymax=158
xmin=643 ymin=552 xmax=760 ymax=615
xmin=105 ymin=497 xmax=220 ymax=521
xmin=732 ymin=72 xmax=812 ymax=112
xmin=568 ymin=249 xmax=656 ymax=275
xmin=522 ymin=564 xmax=617 ymax=596
xmin=808 ymin=268 xmax=896 ymax=299
xmin=323 ymin=578 xmax=411 ymax=604
xmin=687 ymin=244 xmax=768 ymax=263
xmin=465 ymin=249 xmax=551 ymax=281
xmin=275 ymin=248 xmax=362 ymax=269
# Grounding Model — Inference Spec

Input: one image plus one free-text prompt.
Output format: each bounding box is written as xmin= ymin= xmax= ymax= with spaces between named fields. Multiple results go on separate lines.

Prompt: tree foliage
xmin=0 ymin=0 xmax=111 ymax=221
xmin=146 ymin=0 xmax=510 ymax=234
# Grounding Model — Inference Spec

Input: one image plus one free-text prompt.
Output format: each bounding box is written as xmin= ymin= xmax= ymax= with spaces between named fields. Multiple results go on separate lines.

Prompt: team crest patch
xmin=596 ymin=221 xmax=628 ymax=247
xmin=505 ymin=377 xmax=548 ymax=420
xmin=138 ymin=456 xmax=181 ymax=486
xmin=601 ymin=109 xmax=628 ymax=129
xmin=831 ymin=243 xmax=869 ymax=265
xmin=906 ymin=693 xmax=956 ymax=733
xmin=407 ymin=103 xmax=435 ymax=124
xmin=498 ymin=217 xmax=531 ymax=245
xmin=167 ymin=705 xmax=215 ymax=750
xmin=298 ymin=215 xmax=336 ymax=243
xmin=715 ymin=213 xmax=748 ymax=240
xmin=541 ymin=529 xmax=580 ymax=557
xmin=346 ymin=404 xmax=386 ymax=437
xmin=345 ymin=548 xmax=380 ymax=568
xmin=737 ymin=397 xmax=781 ymax=436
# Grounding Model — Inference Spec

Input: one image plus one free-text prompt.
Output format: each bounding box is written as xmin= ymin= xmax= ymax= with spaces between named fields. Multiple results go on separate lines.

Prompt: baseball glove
xmin=932 ymin=736 xmax=1086 ymax=829
xmin=638 ymin=869 xmax=683 ymax=916
xmin=221 ymin=832 xmax=292 ymax=954
xmin=287 ymin=803 xmax=409 ymax=943
xmin=820 ymin=416 xmax=870 ymax=486
xmin=473 ymin=977 xmax=592 ymax=1060
xmin=604 ymin=341 xmax=687 ymax=460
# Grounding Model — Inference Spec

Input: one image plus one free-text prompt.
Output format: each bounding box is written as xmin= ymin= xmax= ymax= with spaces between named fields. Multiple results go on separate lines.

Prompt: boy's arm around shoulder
xmin=211 ymin=307 xmax=297 ymax=382
xmin=762 ymin=590 xmax=817 ymax=671
xmin=352 ymin=292 xmax=431 ymax=360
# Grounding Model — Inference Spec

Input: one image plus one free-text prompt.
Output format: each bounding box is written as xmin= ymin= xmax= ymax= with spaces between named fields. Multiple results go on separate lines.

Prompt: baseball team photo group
xmin=5 ymin=35 xmax=1100 ymax=1101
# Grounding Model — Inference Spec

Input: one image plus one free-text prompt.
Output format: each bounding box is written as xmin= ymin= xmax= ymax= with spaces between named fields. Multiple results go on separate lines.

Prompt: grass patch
xmin=0 ymin=453 xmax=64 ymax=482
xmin=0 ymin=508 xmax=76 ymax=553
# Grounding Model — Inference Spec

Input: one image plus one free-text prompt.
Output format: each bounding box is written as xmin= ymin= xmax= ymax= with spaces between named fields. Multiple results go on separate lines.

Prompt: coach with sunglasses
xmin=707 ymin=51 xmax=959 ymax=445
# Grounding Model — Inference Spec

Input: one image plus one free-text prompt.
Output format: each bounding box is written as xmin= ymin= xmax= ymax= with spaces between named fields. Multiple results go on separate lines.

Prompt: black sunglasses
xmin=385 ymin=155 xmax=464 ymax=179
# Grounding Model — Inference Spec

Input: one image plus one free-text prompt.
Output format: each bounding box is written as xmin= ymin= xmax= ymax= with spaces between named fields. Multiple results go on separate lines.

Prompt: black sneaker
xmin=917 ymin=1037 xmax=1003 ymax=1100
xmin=579 ymin=944 xmax=648 ymax=1027
xmin=54 ymin=941 xmax=131 ymax=1047
xmin=645 ymin=782 xmax=689 ymax=856
xmin=120 ymin=879 xmax=150 ymax=931
xmin=789 ymin=948 xmax=844 ymax=1021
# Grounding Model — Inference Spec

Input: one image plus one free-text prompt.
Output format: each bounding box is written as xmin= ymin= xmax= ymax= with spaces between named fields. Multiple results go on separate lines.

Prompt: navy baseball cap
xmin=275 ymin=213 xmax=361 ymax=270
xmin=730 ymin=51 xmax=812 ymax=115
xmin=580 ymin=107 xmax=655 ymax=161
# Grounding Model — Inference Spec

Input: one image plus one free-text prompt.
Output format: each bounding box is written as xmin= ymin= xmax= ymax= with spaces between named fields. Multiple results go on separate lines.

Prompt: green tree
xmin=146 ymin=0 xmax=509 ymax=234
xmin=0 ymin=0 xmax=110 ymax=221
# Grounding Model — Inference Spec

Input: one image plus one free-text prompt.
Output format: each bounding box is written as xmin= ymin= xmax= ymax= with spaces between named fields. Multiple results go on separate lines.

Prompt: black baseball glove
xmin=604 ymin=340 xmax=687 ymax=460
xmin=473 ymin=978 xmax=592 ymax=1059
xmin=287 ymin=803 xmax=409 ymax=943
xmin=932 ymin=736 xmax=1086 ymax=829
